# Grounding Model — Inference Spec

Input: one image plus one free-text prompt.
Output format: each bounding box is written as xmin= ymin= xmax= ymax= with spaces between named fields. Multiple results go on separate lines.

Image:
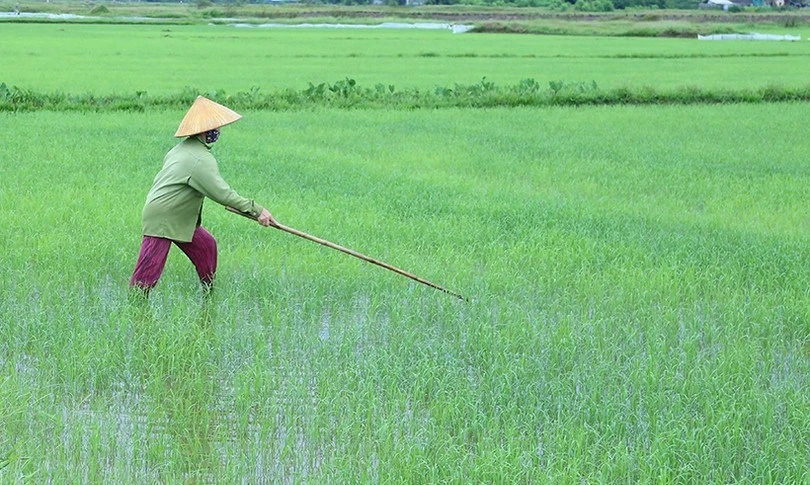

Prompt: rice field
xmin=3 ymin=23 xmax=810 ymax=94
xmin=1 ymin=20 xmax=809 ymax=483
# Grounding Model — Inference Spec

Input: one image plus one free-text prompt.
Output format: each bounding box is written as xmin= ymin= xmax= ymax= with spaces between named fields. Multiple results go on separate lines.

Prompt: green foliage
xmin=783 ymin=16 xmax=800 ymax=27
xmin=574 ymin=0 xmax=615 ymax=11
xmin=4 ymin=23 xmax=810 ymax=97
xmin=515 ymin=0 xmax=544 ymax=6
xmin=517 ymin=77 xmax=541 ymax=94
xmin=328 ymin=77 xmax=359 ymax=97
xmin=88 ymin=4 xmax=109 ymax=14
xmin=545 ymin=0 xmax=574 ymax=9
xmin=548 ymin=79 xmax=599 ymax=94
xmin=4 ymin=78 xmax=810 ymax=112
xmin=200 ymin=8 xmax=226 ymax=17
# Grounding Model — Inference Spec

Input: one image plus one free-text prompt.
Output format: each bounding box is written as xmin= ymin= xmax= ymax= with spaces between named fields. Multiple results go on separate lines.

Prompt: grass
xmin=2 ymin=23 xmax=810 ymax=98
xmin=6 ymin=79 xmax=810 ymax=112
xmin=2 ymin=14 xmax=810 ymax=483
xmin=1 ymin=103 xmax=810 ymax=481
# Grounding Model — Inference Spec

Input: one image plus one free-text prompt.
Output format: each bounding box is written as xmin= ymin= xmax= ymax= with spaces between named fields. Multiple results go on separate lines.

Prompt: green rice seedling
xmin=2 ymin=23 xmax=810 ymax=96
xmin=2 ymin=102 xmax=809 ymax=481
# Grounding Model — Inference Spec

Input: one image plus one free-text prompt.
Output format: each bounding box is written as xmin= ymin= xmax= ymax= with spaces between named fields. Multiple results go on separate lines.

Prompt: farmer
xmin=130 ymin=96 xmax=277 ymax=296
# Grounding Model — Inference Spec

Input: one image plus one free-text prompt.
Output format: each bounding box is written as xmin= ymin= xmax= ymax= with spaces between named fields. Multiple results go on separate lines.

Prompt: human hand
xmin=257 ymin=208 xmax=278 ymax=227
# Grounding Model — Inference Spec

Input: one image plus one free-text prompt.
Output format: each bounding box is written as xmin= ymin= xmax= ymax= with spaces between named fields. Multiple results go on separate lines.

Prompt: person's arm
xmin=188 ymin=156 xmax=276 ymax=225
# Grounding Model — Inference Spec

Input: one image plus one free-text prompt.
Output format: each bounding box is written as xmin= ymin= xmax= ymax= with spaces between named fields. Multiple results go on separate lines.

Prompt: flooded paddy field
xmin=2 ymin=104 xmax=810 ymax=481
xmin=3 ymin=22 xmax=810 ymax=94
xmin=2 ymin=21 xmax=810 ymax=482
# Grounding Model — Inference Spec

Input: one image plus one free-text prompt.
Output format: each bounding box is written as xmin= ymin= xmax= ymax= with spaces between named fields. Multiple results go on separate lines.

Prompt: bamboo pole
xmin=226 ymin=207 xmax=467 ymax=301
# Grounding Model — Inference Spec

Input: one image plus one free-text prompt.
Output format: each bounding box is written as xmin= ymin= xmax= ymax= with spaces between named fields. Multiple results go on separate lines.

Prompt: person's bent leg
xmin=130 ymin=236 xmax=172 ymax=296
xmin=175 ymin=226 xmax=218 ymax=292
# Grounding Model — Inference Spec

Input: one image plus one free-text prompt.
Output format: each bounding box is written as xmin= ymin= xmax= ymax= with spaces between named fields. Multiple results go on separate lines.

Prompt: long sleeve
xmin=142 ymin=138 xmax=265 ymax=242
xmin=188 ymin=156 xmax=264 ymax=218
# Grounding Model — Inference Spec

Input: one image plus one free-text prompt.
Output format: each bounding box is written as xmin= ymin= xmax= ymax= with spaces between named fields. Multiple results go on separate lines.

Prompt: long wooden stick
xmin=226 ymin=207 xmax=467 ymax=301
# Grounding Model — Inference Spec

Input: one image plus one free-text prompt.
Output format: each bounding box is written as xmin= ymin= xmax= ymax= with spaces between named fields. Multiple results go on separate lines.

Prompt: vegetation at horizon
xmin=3 ymin=0 xmax=810 ymax=35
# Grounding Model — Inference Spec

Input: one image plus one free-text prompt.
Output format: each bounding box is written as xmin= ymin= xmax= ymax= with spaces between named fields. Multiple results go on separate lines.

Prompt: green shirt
xmin=141 ymin=137 xmax=263 ymax=242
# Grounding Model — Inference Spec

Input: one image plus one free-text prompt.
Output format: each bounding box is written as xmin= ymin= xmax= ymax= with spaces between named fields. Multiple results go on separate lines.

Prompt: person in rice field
xmin=130 ymin=96 xmax=277 ymax=297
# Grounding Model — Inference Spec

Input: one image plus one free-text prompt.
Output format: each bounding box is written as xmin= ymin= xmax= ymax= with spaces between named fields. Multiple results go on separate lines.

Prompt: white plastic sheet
xmin=698 ymin=32 xmax=801 ymax=41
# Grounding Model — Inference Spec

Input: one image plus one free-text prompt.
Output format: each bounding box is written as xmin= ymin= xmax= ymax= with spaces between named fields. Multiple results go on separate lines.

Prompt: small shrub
xmin=518 ymin=78 xmax=540 ymax=95
xmin=201 ymin=8 xmax=225 ymax=18
xmin=782 ymin=16 xmax=798 ymax=27
xmin=546 ymin=0 xmax=573 ymax=10
xmin=5 ymin=80 xmax=810 ymax=112
xmin=574 ymin=0 xmax=614 ymax=11
xmin=328 ymin=78 xmax=358 ymax=98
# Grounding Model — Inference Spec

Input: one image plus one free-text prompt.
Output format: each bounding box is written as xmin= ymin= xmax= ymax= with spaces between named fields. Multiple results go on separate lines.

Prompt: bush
xmin=4 ymin=79 xmax=810 ymax=112
xmin=782 ymin=16 xmax=799 ymax=27
xmin=574 ymin=0 xmax=614 ymax=11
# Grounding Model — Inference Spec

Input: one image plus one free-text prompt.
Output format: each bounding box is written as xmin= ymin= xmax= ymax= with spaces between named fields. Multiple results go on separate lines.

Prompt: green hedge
xmin=2 ymin=79 xmax=810 ymax=112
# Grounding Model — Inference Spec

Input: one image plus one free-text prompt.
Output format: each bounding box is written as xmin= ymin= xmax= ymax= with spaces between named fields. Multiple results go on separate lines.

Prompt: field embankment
xmin=4 ymin=79 xmax=810 ymax=111
xmin=3 ymin=1 xmax=810 ymax=37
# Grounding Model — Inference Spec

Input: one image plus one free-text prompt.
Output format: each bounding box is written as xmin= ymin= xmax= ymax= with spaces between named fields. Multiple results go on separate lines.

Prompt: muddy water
xmin=0 ymin=13 xmax=474 ymax=32
xmin=231 ymin=21 xmax=474 ymax=33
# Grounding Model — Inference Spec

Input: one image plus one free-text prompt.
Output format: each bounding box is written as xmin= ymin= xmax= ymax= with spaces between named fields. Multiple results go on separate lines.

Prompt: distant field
xmin=3 ymin=0 xmax=810 ymax=35
xmin=2 ymin=23 xmax=810 ymax=95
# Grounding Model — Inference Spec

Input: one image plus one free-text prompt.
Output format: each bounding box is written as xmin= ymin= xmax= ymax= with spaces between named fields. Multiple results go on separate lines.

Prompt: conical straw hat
xmin=174 ymin=96 xmax=242 ymax=138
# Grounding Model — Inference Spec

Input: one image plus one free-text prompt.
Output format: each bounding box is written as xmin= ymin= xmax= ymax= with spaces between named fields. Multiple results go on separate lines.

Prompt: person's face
xmin=203 ymin=128 xmax=220 ymax=144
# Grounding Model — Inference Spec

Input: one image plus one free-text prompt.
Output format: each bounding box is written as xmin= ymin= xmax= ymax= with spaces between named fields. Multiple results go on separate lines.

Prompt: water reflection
xmin=131 ymin=298 xmax=219 ymax=481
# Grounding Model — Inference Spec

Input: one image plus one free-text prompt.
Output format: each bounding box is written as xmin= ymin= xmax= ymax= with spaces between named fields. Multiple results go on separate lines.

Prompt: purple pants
xmin=130 ymin=226 xmax=217 ymax=291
